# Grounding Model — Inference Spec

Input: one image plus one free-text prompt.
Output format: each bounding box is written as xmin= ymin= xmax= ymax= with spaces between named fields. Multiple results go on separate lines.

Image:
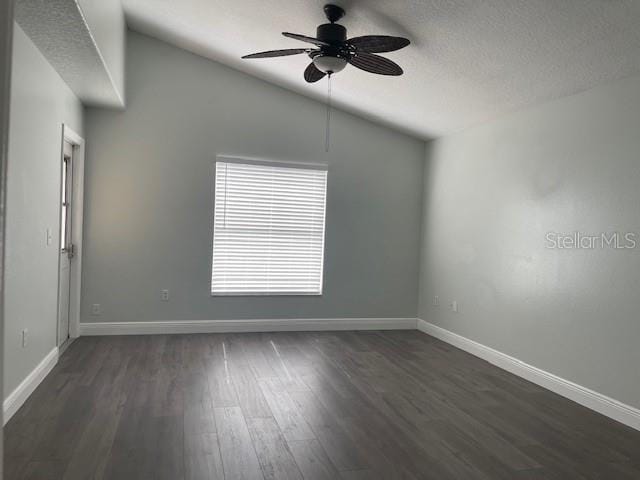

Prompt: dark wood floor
xmin=5 ymin=331 xmax=640 ymax=479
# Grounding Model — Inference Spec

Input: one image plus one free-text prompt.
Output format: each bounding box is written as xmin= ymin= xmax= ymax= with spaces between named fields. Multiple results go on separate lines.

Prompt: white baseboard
xmin=416 ymin=319 xmax=640 ymax=432
xmin=3 ymin=347 xmax=59 ymax=425
xmin=79 ymin=317 xmax=418 ymax=336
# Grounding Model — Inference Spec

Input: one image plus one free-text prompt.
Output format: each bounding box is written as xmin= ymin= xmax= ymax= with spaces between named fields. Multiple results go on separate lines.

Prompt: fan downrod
xmin=324 ymin=4 xmax=345 ymax=23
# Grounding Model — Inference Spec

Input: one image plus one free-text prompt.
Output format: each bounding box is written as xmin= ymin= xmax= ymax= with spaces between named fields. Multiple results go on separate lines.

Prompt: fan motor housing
xmin=317 ymin=23 xmax=347 ymax=44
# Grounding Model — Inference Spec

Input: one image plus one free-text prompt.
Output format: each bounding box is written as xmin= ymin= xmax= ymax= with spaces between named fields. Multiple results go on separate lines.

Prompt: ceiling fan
xmin=241 ymin=4 xmax=410 ymax=82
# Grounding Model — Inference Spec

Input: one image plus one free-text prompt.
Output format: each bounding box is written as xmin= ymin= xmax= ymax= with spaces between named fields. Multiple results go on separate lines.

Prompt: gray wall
xmin=0 ymin=0 xmax=15 ymax=468
xmin=4 ymin=25 xmax=83 ymax=396
xmin=419 ymin=73 xmax=640 ymax=409
xmin=81 ymin=31 xmax=424 ymax=323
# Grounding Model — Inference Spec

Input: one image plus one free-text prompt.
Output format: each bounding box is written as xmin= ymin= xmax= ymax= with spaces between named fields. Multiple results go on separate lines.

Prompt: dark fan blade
xmin=283 ymin=32 xmax=329 ymax=47
xmin=242 ymin=48 xmax=311 ymax=59
xmin=304 ymin=62 xmax=326 ymax=83
xmin=348 ymin=52 xmax=403 ymax=75
xmin=348 ymin=35 xmax=410 ymax=53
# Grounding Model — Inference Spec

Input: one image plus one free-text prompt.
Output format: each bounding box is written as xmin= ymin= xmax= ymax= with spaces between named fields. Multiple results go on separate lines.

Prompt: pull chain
xmin=325 ymin=73 xmax=332 ymax=152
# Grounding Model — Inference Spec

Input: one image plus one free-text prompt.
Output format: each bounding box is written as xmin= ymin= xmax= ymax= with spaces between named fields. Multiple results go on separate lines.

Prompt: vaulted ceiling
xmin=124 ymin=0 xmax=640 ymax=139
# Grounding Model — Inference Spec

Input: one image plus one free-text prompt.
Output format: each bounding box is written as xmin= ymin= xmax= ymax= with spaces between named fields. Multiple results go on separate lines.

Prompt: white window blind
xmin=212 ymin=159 xmax=328 ymax=295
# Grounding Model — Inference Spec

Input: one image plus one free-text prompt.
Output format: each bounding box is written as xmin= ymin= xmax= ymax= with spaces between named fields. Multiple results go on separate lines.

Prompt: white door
xmin=57 ymin=140 xmax=74 ymax=346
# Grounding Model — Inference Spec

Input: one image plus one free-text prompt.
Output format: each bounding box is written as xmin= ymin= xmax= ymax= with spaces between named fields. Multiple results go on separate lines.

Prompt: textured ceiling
xmin=124 ymin=0 xmax=640 ymax=139
xmin=16 ymin=0 xmax=124 ymax=108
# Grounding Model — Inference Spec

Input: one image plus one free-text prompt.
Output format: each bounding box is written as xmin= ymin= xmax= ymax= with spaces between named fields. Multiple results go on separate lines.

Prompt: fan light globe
xmin=313 ymin=55 xmax=347 ymax=74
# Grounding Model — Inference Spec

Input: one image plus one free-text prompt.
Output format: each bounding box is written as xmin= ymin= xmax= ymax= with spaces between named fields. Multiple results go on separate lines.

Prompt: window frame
xmin=210 ymin=155 xmax=329 ymax=297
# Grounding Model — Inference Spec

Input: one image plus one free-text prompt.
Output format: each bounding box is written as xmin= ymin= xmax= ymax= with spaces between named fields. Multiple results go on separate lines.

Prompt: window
xmin=211 ymin=158 xmax=328 ymax=295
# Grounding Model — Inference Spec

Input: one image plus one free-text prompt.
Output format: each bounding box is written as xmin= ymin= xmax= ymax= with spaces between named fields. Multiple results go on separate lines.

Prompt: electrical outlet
xmin=161 ymin=289 xmax=170 ymax=301
xmin=433 ymin=295 xmax=439 ymax=306
xmin=91 ymin=304 xmax=101 ymax=315
xmin=22 ymin=329 xmax=28 ymax=347
xmin=451 ymin=300 xmax=458 ymax=313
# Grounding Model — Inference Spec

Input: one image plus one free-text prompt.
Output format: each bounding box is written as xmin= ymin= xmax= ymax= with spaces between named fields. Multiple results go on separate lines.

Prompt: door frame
xmin=57 ymin=124 xmax=85 ymax=341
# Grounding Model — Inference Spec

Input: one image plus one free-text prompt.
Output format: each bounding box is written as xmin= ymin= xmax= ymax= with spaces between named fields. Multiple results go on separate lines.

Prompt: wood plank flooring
xmin=5 ymin=331 xmax=640 ymax=479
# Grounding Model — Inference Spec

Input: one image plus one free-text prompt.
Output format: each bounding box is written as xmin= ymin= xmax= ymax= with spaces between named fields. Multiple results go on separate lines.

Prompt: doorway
xmin=57 ymin=125 xmax=84 ymax=347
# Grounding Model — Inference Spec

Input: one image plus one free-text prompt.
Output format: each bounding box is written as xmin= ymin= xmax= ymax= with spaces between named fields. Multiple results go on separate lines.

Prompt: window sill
xmin=210 ymin=292 xmax=323 ymax=297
